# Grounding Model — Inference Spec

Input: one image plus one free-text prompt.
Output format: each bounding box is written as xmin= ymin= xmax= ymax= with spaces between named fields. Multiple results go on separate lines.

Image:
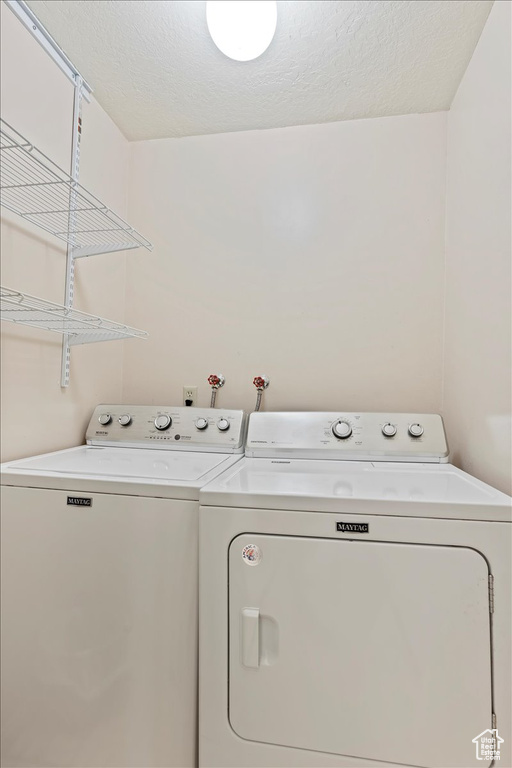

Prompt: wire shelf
xmin=0 ymin=119 xmax=153 ymax=258
xmin=1 ymin=286 xmax=148 ymax=346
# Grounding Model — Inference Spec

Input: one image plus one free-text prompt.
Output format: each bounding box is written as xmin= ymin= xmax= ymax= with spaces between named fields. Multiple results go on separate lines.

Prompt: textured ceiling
xmin=25 ymin=0 xmax=493 ymax=140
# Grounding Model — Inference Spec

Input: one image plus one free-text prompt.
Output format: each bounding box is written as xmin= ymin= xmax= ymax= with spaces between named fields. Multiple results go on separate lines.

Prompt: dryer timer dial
xmin=332 ymin=421 xmax=352 ymax=439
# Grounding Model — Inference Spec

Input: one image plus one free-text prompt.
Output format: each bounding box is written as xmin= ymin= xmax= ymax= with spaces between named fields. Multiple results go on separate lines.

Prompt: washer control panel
xmin=246 ymin=412 xmax=448 ymax=462
xmin=87 ymin=405 xmax=247 ymax=453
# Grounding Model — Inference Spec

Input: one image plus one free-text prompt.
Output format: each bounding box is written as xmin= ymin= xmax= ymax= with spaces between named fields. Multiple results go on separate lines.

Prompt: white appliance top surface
xmin=6 ymin=445 xmax=228 ymax=481
xmin=200 ymin=458 xmax=512 ymax=522
xmin=1 ymin=446 xmax=242 ymax=500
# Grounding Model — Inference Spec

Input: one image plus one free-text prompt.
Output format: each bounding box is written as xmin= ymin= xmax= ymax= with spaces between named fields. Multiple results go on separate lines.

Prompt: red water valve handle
xmin=253 ymin=376 xmax=269 ymax=390
xmin=208 ymin=374 xmax=224 ymax=389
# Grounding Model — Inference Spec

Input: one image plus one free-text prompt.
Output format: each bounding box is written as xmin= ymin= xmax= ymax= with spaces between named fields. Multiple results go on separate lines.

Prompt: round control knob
xmin=154 ymin=414 xmax=172 ymax=431
xmin=98 ymin=413 xmax=112 ymax=426
xmin=408 ymin=423 xmax=424 ymax=438
xmin=382 ymin=423 xmax=397 ymax=437
xmin=332 ymin=420 xmax=352 ymax=439
xmin=118 ymin=414 xmax=132 ymax=427
xmin=217 ymin=418 xmax=230 ymax=432
xmin=196 ymin=417 xmax=208 ymax=431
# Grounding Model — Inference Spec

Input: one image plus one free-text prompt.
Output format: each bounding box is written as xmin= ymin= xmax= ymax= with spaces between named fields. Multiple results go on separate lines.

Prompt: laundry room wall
xmin=443 ymin=0 xmax=512 ymax=495
xmin=123 ymin=112 xmax=447 ymax=415
xmin=0 ymin=6 xmax=131 ymax=462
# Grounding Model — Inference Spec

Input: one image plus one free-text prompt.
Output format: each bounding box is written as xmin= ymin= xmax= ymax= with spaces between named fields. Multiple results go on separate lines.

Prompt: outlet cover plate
xmin=183 ymin=386 xmax=198 ymax=406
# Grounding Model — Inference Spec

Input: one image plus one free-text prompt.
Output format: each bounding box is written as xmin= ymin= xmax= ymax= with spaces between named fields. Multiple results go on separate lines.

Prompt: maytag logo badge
xmin=336 ymin=522 xmax=369 ymax=533
xmin=67 ymin=496 xmax=92 ymax=507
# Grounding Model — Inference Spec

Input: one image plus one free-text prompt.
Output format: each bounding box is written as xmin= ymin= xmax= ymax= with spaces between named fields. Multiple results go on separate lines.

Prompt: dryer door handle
xmin=241 ymin=608 xmax=260 ymax=668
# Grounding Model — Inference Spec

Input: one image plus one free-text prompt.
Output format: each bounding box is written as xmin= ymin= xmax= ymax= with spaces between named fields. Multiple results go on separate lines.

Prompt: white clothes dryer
xmin=1 ymin=404 xmax=247 ymax=768
xmin=198 ymin=411 xmax=511 ymax=768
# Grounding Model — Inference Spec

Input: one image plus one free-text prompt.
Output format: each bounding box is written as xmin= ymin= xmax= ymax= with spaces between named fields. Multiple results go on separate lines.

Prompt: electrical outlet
xmin=183 ymin=386 xmax=198 ymax=407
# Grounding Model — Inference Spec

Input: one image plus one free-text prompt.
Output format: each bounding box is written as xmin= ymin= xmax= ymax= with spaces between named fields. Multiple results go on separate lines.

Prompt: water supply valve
xmin=208 ymin=373 xmax=225 ymax=407
xmin=253 ymin=375 xmax=270 ymax=411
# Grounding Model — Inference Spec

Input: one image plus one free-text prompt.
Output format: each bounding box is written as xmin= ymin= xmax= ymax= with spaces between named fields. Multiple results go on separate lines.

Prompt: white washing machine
xmin=198 ymin=412 xmax=511 ymax=768
xmin=0 ymin=404 xmax=247 ymax=768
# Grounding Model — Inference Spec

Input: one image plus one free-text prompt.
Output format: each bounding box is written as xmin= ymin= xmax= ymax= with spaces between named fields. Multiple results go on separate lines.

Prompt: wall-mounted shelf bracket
xmin=4 ymin=1 xmax=93 ymax=98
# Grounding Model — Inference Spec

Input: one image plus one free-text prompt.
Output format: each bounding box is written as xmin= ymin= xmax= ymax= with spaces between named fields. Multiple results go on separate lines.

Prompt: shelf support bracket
xmin=61 ymin=76 xmax=84 ymax=388
xmin=5 ymin=1 xmax=92 ymax=99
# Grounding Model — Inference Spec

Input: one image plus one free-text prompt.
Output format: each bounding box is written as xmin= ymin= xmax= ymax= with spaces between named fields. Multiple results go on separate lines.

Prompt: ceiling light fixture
xmin=206 ymin=1 xmax=277 ymax=62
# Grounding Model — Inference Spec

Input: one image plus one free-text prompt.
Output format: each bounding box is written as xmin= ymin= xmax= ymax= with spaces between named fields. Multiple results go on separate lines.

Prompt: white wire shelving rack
xmin=0 ymin=119 xmax=152 ymax=258
xmin=1 ymin=287 xmax=148 ymax=346
xmin=0 ymin=5 xmax=152 ymax=387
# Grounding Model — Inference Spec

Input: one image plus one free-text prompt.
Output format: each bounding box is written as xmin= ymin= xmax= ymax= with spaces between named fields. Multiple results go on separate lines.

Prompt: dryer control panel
xmin=87 ymin=405 xmax=247 ymax=453
xmin=245 ymin=412 xmax=449 ymax=462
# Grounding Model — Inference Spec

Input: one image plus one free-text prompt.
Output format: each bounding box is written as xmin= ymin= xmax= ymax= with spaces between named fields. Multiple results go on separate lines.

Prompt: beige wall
xmin=124 ymin=113 xmax=447 ymax=414
xmin=0 ymin=6 xmax=131 ymax=462
xmin=443 ymin=0 xmax=512 ymax=494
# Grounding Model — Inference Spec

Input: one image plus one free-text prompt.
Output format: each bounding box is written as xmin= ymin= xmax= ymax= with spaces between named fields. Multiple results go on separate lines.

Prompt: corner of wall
xmin=442 ymin=0 xmax=512 ymax=493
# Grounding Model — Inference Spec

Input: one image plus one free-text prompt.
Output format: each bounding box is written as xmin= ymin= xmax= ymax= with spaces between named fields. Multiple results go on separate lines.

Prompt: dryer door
xmin=229 ymin=535 xmax=492 ymax=768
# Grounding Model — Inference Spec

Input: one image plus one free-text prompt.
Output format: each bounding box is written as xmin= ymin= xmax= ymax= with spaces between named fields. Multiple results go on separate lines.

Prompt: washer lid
xmin=1 ymin=446 xmax=241 ymax=500
xmin=199 ymin=458 xmax=512 ymax=522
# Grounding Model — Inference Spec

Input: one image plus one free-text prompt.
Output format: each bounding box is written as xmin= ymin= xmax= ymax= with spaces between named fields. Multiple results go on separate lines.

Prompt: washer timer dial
xmin=196 ymin=417 xmax=208 ymax=430
xmin=217 ymin=418 xmax=230 ymax=432
xmin=382 ymin=423 xmax=397 ymax=437
xmin=332 ymin=420 xmax=352 ymax=439
xmin=408 ymin=423 xmax=424 ymax=438
xmin=154 ymin=415 xmax=172 ymax=431
xmin=119 ymin=414 xmax=132 ymax=427
xmin=98 ymin=413 xmax=112 ymax=426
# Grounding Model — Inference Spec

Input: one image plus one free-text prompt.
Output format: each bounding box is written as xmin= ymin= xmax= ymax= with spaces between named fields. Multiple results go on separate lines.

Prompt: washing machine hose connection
xmin=253 ymin=375 xmax=270 ymax=411
xmin=208 ymin=374 xmax=225 ymax=407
